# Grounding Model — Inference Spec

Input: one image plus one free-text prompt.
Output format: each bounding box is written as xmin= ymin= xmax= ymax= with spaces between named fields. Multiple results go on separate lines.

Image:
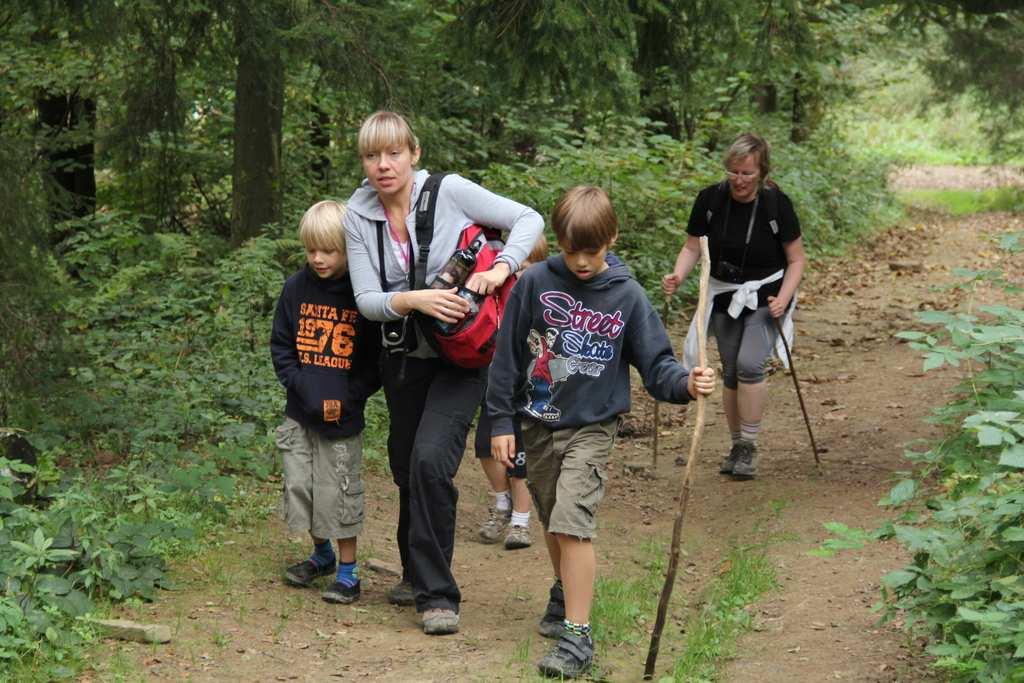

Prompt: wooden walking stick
xmin=772 ymin=316 xmax=821 ymax=467
xmin=651 ymin=297 xmax=670 ymax=468
xmin=644 ymin=237 xmax=711 ymax=680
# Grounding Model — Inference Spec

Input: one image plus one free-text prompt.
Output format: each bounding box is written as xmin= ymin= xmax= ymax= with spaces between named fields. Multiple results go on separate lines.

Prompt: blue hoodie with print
xmin=270 ymin=267 xmax=381 ymax=438
xmin=486 ymin=254 xmax=693 ymax=437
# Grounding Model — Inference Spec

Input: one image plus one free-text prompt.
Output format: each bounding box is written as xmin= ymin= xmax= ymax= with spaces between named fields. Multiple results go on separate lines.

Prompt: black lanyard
xmin=718 ymin=192 xmax=759 ymax=277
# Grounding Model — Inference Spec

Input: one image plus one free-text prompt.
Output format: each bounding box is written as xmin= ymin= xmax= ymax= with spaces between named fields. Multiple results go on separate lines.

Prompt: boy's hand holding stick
xmin=644 ymin=236 xmax=712 ymax=680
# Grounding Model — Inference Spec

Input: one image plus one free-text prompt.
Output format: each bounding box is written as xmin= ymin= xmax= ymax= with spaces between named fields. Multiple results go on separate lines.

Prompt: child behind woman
xmin=475 ymin=236 xmax=548 ymax=550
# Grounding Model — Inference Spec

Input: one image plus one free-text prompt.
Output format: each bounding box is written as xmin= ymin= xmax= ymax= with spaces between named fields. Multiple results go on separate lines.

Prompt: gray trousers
xmin=711 ymin=306 xmax=779 ymax=390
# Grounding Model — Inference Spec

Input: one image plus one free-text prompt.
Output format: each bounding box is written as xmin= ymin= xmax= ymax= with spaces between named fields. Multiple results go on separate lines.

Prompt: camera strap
xmin=719 ymin=191 xmax=760 ymax=279
xmin=373 ymin=173 xmax=452 ymax=379
xmin=375 ymin=220 xmax=414 ymax=379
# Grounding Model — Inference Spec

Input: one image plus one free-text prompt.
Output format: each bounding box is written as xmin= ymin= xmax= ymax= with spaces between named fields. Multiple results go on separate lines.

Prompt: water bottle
xmin=430 ymin=240 xmax=481 ymax=290
xmin=436 ymin=287 xmax=481 ymax=335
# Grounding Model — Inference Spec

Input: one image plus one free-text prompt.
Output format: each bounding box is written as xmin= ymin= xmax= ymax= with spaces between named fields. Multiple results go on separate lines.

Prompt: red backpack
xmin=374 ymin=174 xmax=516 ymax=369
xmin=425 ymin=224 xmax=515 ymax=367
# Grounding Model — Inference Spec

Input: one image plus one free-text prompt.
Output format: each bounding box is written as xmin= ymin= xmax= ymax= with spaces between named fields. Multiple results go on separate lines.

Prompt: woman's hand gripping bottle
xmin=430 ymin=239 xmax=483 ymax=334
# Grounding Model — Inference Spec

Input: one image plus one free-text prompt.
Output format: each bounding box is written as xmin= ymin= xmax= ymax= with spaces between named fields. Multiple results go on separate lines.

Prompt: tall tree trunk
xmin=755 ymin=83 xmax=778 ymax=113
xmin=632 ymin=1 xmax=683 ymax=139
xmin=37 ymin=92 xmax=97 ymax=228
xmin=790 ymin=72 xmax=807 ymax=143
xmin=231 ymin=3 xmax=284 ymax=246
xmin=309 ymin=102 xmax=331 ymax=191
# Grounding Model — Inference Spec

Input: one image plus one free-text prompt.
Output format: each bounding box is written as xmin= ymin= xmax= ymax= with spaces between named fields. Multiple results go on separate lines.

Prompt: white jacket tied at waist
xmin=682 ymin=269 xmax=796 ymax=371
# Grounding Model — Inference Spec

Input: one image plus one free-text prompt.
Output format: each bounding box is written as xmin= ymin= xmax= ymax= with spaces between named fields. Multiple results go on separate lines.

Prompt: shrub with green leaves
xmin=881 ymin=233 xmax=1024 ymax=682
xmin=478 ymin=115 xmax=897 ymax=300
xmin=0 ymin=455 xmax=203 ymax=677
xmin=0 ymin=208 xmax=395 ymax=676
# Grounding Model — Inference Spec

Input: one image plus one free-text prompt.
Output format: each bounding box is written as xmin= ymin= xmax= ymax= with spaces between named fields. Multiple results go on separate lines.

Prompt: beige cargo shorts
xmin=276 ymin=417 xmax=364 ymax=540
xmin=522 ymin=417 xmax=619 ymax=540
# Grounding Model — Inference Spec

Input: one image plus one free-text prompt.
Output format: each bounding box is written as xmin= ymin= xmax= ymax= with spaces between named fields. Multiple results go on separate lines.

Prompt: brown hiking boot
xmin=719 ymin=442 xmax=742 ymax=474
xmin=730 ymin=441 xmax=758 ymax=480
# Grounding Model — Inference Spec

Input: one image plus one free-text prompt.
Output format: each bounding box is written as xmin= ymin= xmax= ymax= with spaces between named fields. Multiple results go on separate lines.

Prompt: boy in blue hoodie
xmin=271 ymin=200 xmax=380 ymax=604
xmin=488 ymin=186 xmax=716 ymax=678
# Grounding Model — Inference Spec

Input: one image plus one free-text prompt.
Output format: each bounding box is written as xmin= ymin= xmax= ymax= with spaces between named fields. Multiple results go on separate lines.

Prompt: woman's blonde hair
xmin=357 ymin=111 xmax=420 ymax=156
xmin=551 ymin=186 xmax=618 ymax=251
xmin=723 ymin=133 xmax=772 ymax=181
xmin=299 ymin=200 xmax=346 ymax=252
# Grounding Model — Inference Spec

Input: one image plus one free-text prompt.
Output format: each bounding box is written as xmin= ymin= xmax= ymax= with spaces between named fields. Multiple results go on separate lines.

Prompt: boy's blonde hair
xmin=551 ymin=186 xmax=618 ymax=251
xmin=723 ymin=133 xmax=772 ymax=180
xmin=357 ymin=111 xmax=419 ymax=156
xmin=299 ymin=200 xmax=346 ymax=252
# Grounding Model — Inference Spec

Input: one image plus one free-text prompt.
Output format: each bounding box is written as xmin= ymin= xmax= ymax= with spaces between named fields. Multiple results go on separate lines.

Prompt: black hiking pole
xmin=772 ymin=316 xmax=820 ymax=467
xmin=644 ymin=237 xmax=711 ymax=680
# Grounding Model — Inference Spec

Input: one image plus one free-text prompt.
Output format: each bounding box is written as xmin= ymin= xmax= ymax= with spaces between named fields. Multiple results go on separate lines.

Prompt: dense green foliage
xmin=881 ymin=235 xmax=1024 ymax=681
xmin=0 ymin=0 xmax=1020 ymax=677
xmin=838 ymin=49 xmax=1018 ymax=166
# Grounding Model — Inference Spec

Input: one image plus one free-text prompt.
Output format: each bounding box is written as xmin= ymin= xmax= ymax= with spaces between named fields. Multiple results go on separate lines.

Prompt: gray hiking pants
xmin=711 ymin=306 xmax=779 ymax=390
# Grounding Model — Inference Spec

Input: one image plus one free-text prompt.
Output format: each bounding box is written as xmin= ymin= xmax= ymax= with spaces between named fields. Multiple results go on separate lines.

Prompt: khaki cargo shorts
xmin=522 ymin=417 xmax=619 ymax=540
xmin=276 ymin=417 xmax=364 ymax=540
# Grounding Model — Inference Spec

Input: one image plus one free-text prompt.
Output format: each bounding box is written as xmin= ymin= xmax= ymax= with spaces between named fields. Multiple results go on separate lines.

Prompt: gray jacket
xmin=343 ymin=169 xmax=544 ymax=322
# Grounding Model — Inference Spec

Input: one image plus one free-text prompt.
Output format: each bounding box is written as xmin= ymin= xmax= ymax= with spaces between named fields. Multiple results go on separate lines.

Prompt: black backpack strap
xmin=411 ymin=172 xmax=451 ymax=291
xmin=706 ymin=181 xmax=730 ymax=229
xmin=761 ymin=185 xmax=780 ymax=236
xmin=708 ymin=181 xmax=782 ymax=239
xmin=376 ymin=219 xmax=417 ymax=364
xmin=375 ymin=221 xmax=389 ymax=292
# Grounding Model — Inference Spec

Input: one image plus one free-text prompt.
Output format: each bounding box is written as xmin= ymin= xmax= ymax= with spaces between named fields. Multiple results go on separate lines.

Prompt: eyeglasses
xmin=725 ymin=170 xmax=759 ymax=180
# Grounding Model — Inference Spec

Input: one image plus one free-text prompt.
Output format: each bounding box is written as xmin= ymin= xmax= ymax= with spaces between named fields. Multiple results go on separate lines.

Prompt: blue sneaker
xmin=322 ymin=580 xmax=361 ymax=604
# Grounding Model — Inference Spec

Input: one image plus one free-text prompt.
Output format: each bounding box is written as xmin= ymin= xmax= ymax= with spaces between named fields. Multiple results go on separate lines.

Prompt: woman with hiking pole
xmin=662 ymin=133 xmax=806 ymax=480
xmin=342 ymin=111 xmax=543 ymax=635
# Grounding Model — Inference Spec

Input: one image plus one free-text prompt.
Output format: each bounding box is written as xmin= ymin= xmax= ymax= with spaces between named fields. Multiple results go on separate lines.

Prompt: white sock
xmin=510 ymin=511 xmax=530 ymax=528
xmin=730 ymin=430 xmax=742 ymax=445
xmin=740 ymin=421 xmax=760 ymax=445
xmin=494 ymin=490 xmax=512 ymax=512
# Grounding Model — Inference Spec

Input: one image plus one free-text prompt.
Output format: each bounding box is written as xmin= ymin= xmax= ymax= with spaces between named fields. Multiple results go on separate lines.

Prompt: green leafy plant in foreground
xmin=593 ymin=538 xmax=666 ymax=650
xmin=666 ymin=547 xmax=777 ymax=682
xmin=807 ymin=521 xmax=872 ymax=558
xmin=0 ymin=456 xmax=201 ymax=678
xmin=880 ymin=232 xmax=1024 ymax=682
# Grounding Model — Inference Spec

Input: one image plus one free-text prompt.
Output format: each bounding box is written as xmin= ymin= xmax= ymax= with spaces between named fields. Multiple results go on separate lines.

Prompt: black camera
xmin=713 ymin=260 xmax=744 ymax=283
xmin=382 ymin=318 xmax=415 ymax=355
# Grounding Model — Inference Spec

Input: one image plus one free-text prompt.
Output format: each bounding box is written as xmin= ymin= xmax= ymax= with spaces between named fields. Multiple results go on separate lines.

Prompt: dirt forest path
xmin=91 ymin=168 xmax=1022 ymax=682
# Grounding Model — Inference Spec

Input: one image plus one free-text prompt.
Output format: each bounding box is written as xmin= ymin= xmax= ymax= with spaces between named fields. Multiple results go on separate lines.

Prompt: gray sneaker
xmin=730 ymin=441 xmax=758 ymax=480
xmin=422 ymin=608 xmax=460 ymax=635
xmin=387 ymin=580 xmax=415 ymax=606
xmin=719 ymin=442 xmax=742 ymax=474
xmin=504 ymin=524 xmax=532 ymax=550
xmin=478 ymin=506 xmax=512 ymax=544
xmin=537 ymin=631 xmax=594 ymax=679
